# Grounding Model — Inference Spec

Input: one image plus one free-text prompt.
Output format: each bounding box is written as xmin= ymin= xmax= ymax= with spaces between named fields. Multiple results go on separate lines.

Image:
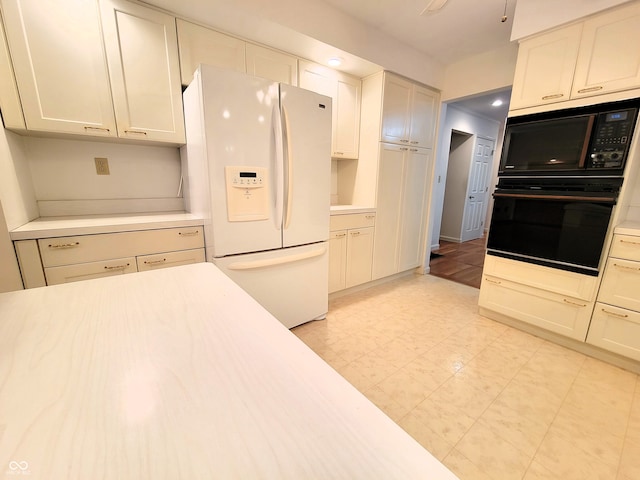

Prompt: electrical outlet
xmin=94 ymin=157 xmax=110 ymax=175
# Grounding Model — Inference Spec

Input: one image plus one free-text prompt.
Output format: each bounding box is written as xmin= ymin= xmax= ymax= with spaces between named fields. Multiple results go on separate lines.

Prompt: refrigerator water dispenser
xmin=225 ymin=166 xmax=269 ymax=222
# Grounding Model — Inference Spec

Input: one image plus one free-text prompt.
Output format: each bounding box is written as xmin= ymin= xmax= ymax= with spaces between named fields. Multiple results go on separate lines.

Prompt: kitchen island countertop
xmin=0 ymin=263 xmax=458 ymax=479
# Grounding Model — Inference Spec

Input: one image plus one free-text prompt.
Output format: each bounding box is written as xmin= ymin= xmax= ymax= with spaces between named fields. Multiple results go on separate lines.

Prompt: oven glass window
xmin=501 ymin=116 xmax=593 ymax=173
xmin=487 ymin=196 xmax=613 ymax=275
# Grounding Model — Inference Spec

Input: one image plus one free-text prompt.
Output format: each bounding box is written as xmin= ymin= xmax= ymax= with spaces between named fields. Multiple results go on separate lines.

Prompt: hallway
xmin=429 ymin=236 xmax=486 ymax=289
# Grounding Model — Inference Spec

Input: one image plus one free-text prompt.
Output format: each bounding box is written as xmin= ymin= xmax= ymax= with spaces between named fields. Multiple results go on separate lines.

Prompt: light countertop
xmin=0 ymin=263 xmax=458 ymax=479
xmin=9 ymin=212 xmax=205 ymax=240
xmin=330 ymin=205 xmax=376 ymax=215
xmin=615 ymin=221 xmax=640 ymax=236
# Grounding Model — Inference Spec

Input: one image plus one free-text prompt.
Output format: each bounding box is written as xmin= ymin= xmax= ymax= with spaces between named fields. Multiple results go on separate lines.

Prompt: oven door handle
xmin=492 ymin=192 xmax=617 ymax=203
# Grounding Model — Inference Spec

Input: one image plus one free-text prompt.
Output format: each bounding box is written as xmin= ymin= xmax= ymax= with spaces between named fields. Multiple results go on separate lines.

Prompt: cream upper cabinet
xmin=246 ymin=44 xmax=298 ymax=86
xmin=0 ymin=9 xmax=24 ymax=130
xmin=380 ymin=74 xmax=412 ymax=145
xmin=100 ymin=0 xmax=185 ymax=144
xmin=380 ymin=73 xmax=437 ymax=148
xmin=1 ymin=0 xmax=116 ymax=136
xmin=571 ymin=1 xmax=640 ymax=99
xmin=510 ymin=1 xmax=640 ymax=110
xmin=299 ymin=60 xmax=361 ymax=158
xmin=510 ymin=24 xmax=583 ymax=110
xmin=176 ymin=19 xmax=246 ymax=86
xmin=408 ymin=85 xmax=437 ymax=149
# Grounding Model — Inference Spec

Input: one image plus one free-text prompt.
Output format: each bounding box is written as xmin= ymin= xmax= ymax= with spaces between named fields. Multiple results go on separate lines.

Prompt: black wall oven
xmin=487 ymin=97 xmax=640 ymax=277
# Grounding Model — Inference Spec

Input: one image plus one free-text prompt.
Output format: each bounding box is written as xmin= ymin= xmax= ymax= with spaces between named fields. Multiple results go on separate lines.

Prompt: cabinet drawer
xmin=482 ymin=254 xmax=598 ymax=301
xmin=45 ymin=257 xmax=137 ymax=285
xmin=330 ymin=213 xmax=375 ymax=231
xmin=137 ymin=248 xmax=205 ymax=272
xmin=39 ymin=227 xmax=204 ymax=267
xmin=587 ymin=303 xmax=640 ymax=361
xmin=609 ymin=234 xmax=640 ymax=261
xmin=598 ymin=258 xmax=640 ymax=312
xmin=479 ymin=275 xmax=593 ymax=340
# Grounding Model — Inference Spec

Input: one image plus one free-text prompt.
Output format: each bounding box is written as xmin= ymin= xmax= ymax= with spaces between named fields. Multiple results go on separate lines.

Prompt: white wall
xmin=0 ymin=198 xmax=23 ymax=291
xmin=0 ymin=127 xmax=37 ymax=230
xmin=428 ymin=105 xmax=502 ymax=250
xmin=441 ymin=44 xmax=519 ymax=102
xmin=23 ymin=137 xmax=184 ymax=216
xmin=512 ymin=0 xmax=633 ymax=40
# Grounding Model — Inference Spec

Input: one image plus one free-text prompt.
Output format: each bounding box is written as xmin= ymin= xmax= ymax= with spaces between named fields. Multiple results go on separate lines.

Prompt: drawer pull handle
xmin=601 ymin=308 xmax=629 ymax=319
xmin=400 ymin=139 xmax=409 ymax=143
xmin=541 ymin=93 xmax=564 ymax=100
xmin=144 ymin=258 xmax=166 ymax=266
xmin=484 ymin=278 xmax=501 ymax=285
xmin=410 ymin=148 xmax=418 ymax=152
xmin=351 ymin=231 xmax=360 ymax=236
xmin=178 ymin=230 xmax=200 ymax=237
xmin=104 ymin=263 xmax=130 ymax=271
xmin=124 ymin=130 xmax=147 ymax=136
xmin=400 ymin=147 xmax=409 ymax=151
xmin=83 ymin=126 xmax=110 ymax=133
xmin=613 ymin=263 xmax=640 ymax=272
xmin=410 ymin=141 xmax=419 ymax=145
xmin=577 ymin=86 xmax=603 ymax=94
xmin=335 ymin=233 xmax=347 ymax=238
xmin=619 ymin=239 xmax=640 ymax=246
xmin=334 ymin=151 xmax=344 ymax=155
xmin=48 ymin=242 xmax=80 ymax=249
xmin=563 ymin=298 xmax=586 ymax=307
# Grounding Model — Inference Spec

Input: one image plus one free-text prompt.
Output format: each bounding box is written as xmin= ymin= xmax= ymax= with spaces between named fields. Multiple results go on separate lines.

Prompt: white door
xmin=462 ymin=136 xmax=494 ymax=242
xmin=280 ymin=84 xmax=332 ymax=248
xmin=213 ymin=242 xmax=329 ymax=329
xmin=199 ymin=66 xmax=282 ymax=257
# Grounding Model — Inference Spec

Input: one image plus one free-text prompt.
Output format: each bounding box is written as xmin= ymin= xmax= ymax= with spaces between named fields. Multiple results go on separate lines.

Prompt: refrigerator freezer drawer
xmin=214 ymin=242 xmax=329 ymax=329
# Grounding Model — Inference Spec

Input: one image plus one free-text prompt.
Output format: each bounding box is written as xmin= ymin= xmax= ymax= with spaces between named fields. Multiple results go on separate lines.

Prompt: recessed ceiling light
xmin=492 ymin=99 xmax=503 ymax=107
xmin=327 ymin=57 xmax=342 ymax=67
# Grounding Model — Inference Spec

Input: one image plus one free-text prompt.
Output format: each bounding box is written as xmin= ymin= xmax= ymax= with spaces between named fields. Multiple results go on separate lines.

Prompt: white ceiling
xmin=319 ymin=0 xmax=518 ymax=65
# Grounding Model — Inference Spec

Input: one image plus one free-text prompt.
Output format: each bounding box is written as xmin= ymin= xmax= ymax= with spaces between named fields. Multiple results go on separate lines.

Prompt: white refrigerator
xmin=181 ymin=64 xmax=332 ymax=328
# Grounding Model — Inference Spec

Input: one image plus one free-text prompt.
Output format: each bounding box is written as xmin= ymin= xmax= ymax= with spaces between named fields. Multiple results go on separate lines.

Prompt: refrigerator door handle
xmin=226 ymin=246 xmax=326 ymax=270
xmin=273 ymin=103 xmax=285 ymax=230
xmin=282 ymin=105 xmax=294 ymax=229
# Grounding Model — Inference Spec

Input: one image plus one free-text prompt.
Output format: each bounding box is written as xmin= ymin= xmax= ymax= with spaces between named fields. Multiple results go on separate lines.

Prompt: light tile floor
xmin=292 ymin=273 xmax=640 ymax=480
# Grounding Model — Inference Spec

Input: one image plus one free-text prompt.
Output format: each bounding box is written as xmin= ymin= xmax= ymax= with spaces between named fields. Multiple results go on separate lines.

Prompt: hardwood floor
xmin=428 ymin=236 xmax=486 ymax=289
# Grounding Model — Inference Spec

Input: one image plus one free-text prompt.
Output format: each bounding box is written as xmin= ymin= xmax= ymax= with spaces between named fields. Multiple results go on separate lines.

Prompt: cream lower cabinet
xmin=587 ymin=233 xmax=640 ymax=360
xmin=372 ymin=144 xmax=431 ymax=279
xmin=329 ymin=213 xmax=375 ymax=293
xmin=246 ymin=44 xmax=297 ymax=86
xmin=15 ymin=226 xmax=205 ymax=287
xmin=479 ymin=255 xmax=598 ymax=341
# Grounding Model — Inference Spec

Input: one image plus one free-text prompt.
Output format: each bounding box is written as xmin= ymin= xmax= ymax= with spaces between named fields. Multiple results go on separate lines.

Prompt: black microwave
xmin=499 ymin=98 xmax=640 ymax=176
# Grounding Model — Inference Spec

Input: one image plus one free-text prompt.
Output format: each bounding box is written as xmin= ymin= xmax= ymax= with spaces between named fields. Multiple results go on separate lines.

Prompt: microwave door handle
xmin=579 ymin=115 xmax=596 ymax=168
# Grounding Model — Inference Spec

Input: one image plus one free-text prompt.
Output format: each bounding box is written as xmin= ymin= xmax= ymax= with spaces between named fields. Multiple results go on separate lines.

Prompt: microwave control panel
xmin=589 ymin=108 xmax=638 ymax=169
xmin=225 ymin=166 xmax=269 ymax=222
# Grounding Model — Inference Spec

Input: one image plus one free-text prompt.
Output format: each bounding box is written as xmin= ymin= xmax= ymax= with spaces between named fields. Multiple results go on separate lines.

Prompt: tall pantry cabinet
xmin=355 ymin=71 xmax=438 ymax=280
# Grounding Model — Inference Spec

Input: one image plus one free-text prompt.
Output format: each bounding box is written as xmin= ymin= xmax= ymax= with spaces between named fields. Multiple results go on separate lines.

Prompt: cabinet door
xmin=398 ymin=148 xmax=430 ymax=272
xmin=100 ymin=0 xmax=185 ymax=143
xmin=176 ymin=19 xmax=245 ymax=86
xmin=333 ymin=74 xmax=361 ymax=159
xmin=572 ymin=2 xmax=640 ymax=98
xmin=372 ymin=143 xmax=405 ymax=279
xmin=587 ymin=303 xmax=640 ymax=361
xmin=246 ymin=44 xmax=297 ymax=85
xmin=408 ymin=85 xmax=437 ymax=149
xmin=2 ymin=0 xmax=116 ymax=136
xmin=346 ymin=227 xmax=374 ymax=288
xmin=329 ymin=230 xmax=347 ymax=293
xmin=380 ymin=74 xmax=412 ymax=145
xmin=0 ymin=10 xmax=25 ymax=130
xmin=298 ymin=61 xmax=361 ymax=159
xmin=510 ymin=23 xmax=583 ymax=110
